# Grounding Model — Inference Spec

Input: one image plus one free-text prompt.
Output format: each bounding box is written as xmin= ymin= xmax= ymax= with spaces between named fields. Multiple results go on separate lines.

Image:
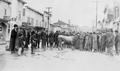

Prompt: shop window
xmin=18 ymin=11 xmax=21 ymax=20
xmin=27 ymin=17 xmax=30 ymax=23
xmin=31 ymin=18 xmax=34 ymax=25
xmin=4 ymin=9 xmax=7 ymax=15
xmin=23 ymin=9 xmax=25 ymax=16
xmin=8 ymin=24 xmax=10 ymax=33
xmin=0 ymin=27 xmax=2 ymax=31
xmin=36 ymin=20 xmax=38 ymax=25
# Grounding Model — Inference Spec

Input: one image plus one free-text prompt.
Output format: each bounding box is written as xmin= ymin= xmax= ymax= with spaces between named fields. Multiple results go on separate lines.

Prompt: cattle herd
xmin=9 ymin=25 xmax=120 ymax=56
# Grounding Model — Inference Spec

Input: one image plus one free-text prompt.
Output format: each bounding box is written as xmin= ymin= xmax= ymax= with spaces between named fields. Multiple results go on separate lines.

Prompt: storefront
xmin=0 ymin=18 xmax=10 ymax=41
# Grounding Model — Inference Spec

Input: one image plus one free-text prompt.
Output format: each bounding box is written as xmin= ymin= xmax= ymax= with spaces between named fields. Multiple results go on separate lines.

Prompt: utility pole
xmin=46 ymin=7 xmax=52 ymax=34
xmin=96 ymin=1 xmax=98 ymax=28
xmin=92 ymin=0 xmax=101 ymax=29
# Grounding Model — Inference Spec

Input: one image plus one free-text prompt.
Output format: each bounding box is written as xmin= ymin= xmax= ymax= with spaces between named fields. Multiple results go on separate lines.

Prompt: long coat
xmin=84 ymin=35 xmax=93 ymax=51
xmin=106 ymin=32 xmax=115 ymax=48
xmin=9 ymin=29 xmax=17 ymax=51
xmin=74 ymin=35 xmax=84 ymax=50
xmin=100 ymin=33 xmax=107 ymax=52
xmin=115 ymin=33 xmax=120 ymax=53
xmin=49 ymin=32 xmax=54 ymax=44
xmin=92 ymin=34 xmax=98 ymax=51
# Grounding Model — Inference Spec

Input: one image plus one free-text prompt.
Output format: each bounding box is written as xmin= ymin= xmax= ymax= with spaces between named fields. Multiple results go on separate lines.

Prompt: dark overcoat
xmin=9 ymin=29 xmax=17 ymax=51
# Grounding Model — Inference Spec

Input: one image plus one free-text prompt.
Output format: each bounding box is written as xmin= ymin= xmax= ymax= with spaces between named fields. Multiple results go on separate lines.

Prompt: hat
xmin=115 ymin=30 xmax=118 ymax=33
xmin=14 ymin=24 xmax=18 ymax=27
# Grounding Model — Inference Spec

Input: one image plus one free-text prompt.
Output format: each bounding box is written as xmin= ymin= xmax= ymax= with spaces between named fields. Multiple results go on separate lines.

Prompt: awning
xmin=0 ymin=18 xmax=9 ymax=23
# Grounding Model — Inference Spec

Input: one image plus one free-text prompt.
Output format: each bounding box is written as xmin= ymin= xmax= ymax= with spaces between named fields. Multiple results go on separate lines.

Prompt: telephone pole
xmin=46 ymin=7 xmax=52 ymax=33
xmin=96 ymin=1 xmax=98 ymax=28
xmin=92 ymin=0 xmax=101 ymax=28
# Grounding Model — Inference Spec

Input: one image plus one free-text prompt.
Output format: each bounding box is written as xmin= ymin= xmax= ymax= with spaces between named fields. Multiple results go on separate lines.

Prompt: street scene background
xmin=1 ymin=0 xmax=120 ymax=71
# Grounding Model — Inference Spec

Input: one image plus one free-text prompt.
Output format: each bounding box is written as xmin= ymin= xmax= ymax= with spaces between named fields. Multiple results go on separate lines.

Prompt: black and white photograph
xmin=0 ymin=0 xmax=120 ymax=71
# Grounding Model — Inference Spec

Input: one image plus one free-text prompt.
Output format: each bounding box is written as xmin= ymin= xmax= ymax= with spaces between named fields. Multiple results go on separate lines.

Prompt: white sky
xmin=25 ymin=0 xmax=115 ymax=28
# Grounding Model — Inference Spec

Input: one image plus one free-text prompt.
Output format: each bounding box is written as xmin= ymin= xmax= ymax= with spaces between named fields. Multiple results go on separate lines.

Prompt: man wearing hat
xmin=9 ymin=24 xmax=18 ymax=54
xmin=115 ymin=30 xmax=120 ymax=55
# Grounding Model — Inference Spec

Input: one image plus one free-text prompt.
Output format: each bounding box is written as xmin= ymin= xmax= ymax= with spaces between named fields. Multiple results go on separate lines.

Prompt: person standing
xmin=54 ymin=31 xmax=59 ymax=48
xmin=30 ymin=30 xmax=37 ymax=54
xmin=9 ymin=24 xmax=18 ymax=54
xmin=41 ymin=30 xmax=47 ymax=50
xmin=92 ymin=32 xmax=98 ymax=52
xmin=106 ymin=29 xmax=115 ymax=56
xmin=49 ymin=31 xmax=54 ymax=49
xmin=115 ymin=30 xmax=120 ymax=55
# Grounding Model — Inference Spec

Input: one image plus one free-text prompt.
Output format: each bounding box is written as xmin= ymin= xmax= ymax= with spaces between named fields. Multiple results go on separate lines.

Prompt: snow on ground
xmin=1 ymin=48 xmax=120 ymax=71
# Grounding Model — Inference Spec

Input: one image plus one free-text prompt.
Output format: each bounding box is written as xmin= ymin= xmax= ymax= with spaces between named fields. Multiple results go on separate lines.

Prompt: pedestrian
xmin=17 ymin=28 xmax=25 ymax=55
xmin=36 ymin=31 xmax=40 ymax=49
xmin=30 ymin=30 xmax=37 ymax=54
xmin=84 ymin=33 xmax=93 ymax=51
xmin=9 ymin=24 xmax=18 ymax=54
xmin=49 ymin=31 xmax=54 ymax=49
xmin=92 ymin=32 xmax=98 ymax=52
xmin=26 ymin=30 xmax=30 ymax=49
xmin=115 ymin=30 xmax=120 ymax=55
xmin=106 ymin=29 xmax=115 ymax=56
xmin=54 ymin=31 xmax=59 ymax=49
xmin=100 ymin=32 xmax=107 ymax=52
xmin=41 ymin=30 xmax=47 ymax=50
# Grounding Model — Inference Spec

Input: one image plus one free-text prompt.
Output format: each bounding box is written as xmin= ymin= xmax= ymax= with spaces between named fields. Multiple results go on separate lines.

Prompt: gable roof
xmin=44 ymin=11 xmax=52 ymax=16
xmin=18 ymin=0 xmax=27 ymax=4
xmin=26 ymin=6 xmax=43 ymax=16
xmin=53 ymin=20 xmax=68 ymax=26
xmin=1 ymin=0 xmax=11 ymax=4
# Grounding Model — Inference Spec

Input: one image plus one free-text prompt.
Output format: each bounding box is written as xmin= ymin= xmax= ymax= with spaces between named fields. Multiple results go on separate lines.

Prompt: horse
xmin=58 ymin=35 xmax=78 ymax=50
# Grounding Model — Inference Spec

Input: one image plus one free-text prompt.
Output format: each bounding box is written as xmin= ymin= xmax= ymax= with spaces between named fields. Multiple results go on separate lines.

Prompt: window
xmin=8 ymin=24 xmax=10 ymax=33
xmin=36 ymin=20 xmax=38 ymax=25
xmin=4 ymin=9 xmax=7 ymax=15
xmin=40 ymin=22 xmax=41 ymax=27
xmin=31 ymin=18 xmax=34 ymax=25
xmin=23 ymin=9 xmax=25 ymax=16
xmin=27 ymin=17 xmax=30 ymax=25
xmin=18 ymin=11 xmax=21 ymax=20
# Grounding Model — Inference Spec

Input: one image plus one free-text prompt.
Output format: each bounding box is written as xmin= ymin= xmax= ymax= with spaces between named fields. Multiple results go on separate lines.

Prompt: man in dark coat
xmin=36 ymin=31 xmax=41 ymax=49
xmin=30 ymin=31 xmax=37 ymax=54
xmin=49 ymin=31 xmax=54 ymax=48
xmin=106 ymin=30 xmax=115 ymax=56
xmin=115 ymin=30 xmax=120 ymax=55
xmin=41 ymin=30 xmax=47 ymax=50
xmin=9 ymin=24 xmax=18 ymax=54
xmin=54 ymin=31 xmax=59 ymax=48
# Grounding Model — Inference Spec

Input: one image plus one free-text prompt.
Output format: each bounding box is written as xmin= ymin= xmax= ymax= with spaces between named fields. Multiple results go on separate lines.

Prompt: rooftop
xmin=18 ymin=0 xmax=27 ymax=4
xmin=1 ymin=0 xmax=11 ymax=4
xmin=53 ymin=20 xmax=69 ymax=26
xmin=44 ymin=11 xmax=52 ymax=16
xmin=26 ymin=6 xmax=43 ymax=16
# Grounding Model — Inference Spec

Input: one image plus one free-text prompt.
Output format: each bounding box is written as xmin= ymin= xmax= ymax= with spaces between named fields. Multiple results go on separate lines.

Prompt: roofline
xmin=26 ymin=6 xmax=43 ymax=16
xmin=44 ymin=11 xmax=52 ymax=16
xmin=18 ymin=0 xmax=27 ymax=4
xmin=1 ymin=0 xmax=11 ymax=4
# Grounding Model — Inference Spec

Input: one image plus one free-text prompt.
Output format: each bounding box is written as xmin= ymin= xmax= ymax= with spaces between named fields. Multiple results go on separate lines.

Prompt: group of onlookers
xmin=9 ymin=24 xmax=120 ymax=56
xmin=9 ymin=24 xmax=60 ymax=55
xmin=74 ymin=29 xmax=120 ymax=56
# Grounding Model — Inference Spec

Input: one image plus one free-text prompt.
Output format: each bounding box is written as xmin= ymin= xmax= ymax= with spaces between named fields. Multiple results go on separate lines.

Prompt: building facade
xmin=43 ymin=11 xmax=52 ymax=31
xmin=22 ymin=6 xmax=43 ymax=27
xmin=52 ymin=20 xmax=71 ymax=33
xmin=0 ymin=0 xmax=11 ymax=41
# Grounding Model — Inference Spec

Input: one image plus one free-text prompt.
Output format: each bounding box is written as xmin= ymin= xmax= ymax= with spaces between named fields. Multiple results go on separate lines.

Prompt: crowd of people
xmin=73 ymin=29 xmax=120 ymax=56
xmin=8 ymin=24 xmax=120 ymax=56
xmin=9 ymin=24 xmax=60 ymax=55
